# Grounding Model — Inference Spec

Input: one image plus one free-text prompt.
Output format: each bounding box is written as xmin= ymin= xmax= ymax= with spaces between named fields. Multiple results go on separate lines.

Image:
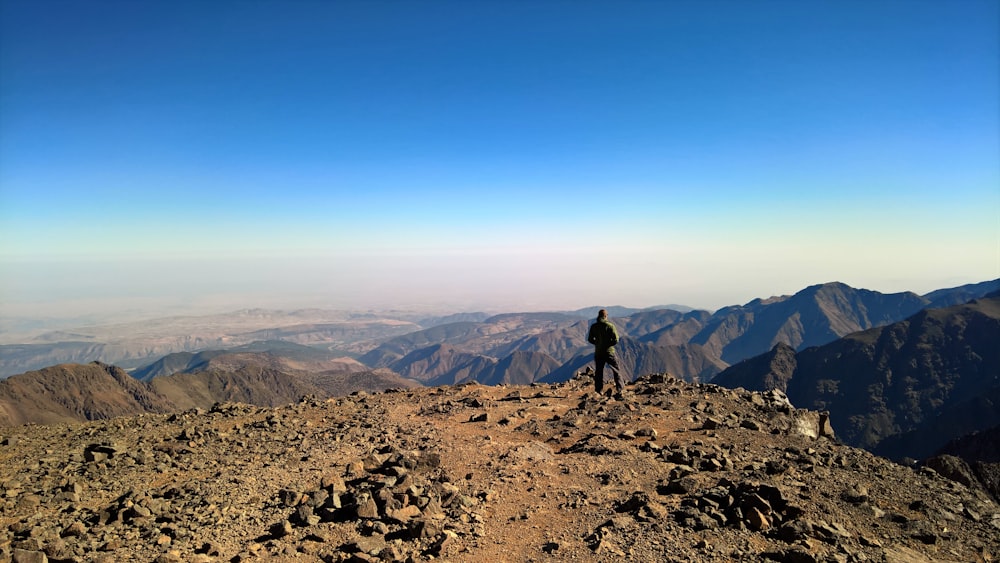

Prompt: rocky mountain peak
xmin=1 ymin=374 xmax=996 ymax=562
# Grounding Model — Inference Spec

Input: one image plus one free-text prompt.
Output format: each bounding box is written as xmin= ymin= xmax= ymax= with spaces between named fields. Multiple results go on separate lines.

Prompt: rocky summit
xmin=1 ymin=374 xmax=997 ymax=563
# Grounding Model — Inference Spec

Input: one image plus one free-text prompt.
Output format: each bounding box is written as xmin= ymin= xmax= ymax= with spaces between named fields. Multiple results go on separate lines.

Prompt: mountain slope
xmin=387 ymin=343 xmax=496 ymax=385
xmin=924 ymin=279 xmax=1000 ymax=309
xmin=614 ymin=339 xmax=728 ymax=384
xmin=714 ymin=295 xmax=1000 ymax=457
xmin=637 ymin=310 xmax=714 ymax=347
xmin=131 ymin=350 xmax=227 ymax=381
xmin=0 ymin=362 xmax=173 ymax=425
xmin=148 ymin=365 xmax=329 ymax=411
xmin=361 ymin=313 xmax=586 ymax=368
xmin=873 ymin=386 xmax=1000 ymax=462
xmin=134 ymin=345 xmax=367 ymax=381
xmin=0 ymin=341 xmax=113 ymax=380
xmin=475 ymin=350 xmax=562 ymax=385
xmin=359 ymin=322 xmax=485 ymax=367
xmin=490 ymin=319 xmax=591 ymax=364
xmin=709 ymin=341 xmax=798 ymax=392
xmin=693 ymin=282 xmax=929 ymax=364
xmin=308 ymin=368 xmax=421 ymax=396
xmin=0 ymin=358 xmax=416 ymax=426
xmin=935 ymin=424 xmax=1000 ymax=502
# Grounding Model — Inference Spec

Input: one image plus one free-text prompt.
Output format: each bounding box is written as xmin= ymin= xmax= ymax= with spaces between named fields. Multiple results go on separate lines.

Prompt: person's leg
xmin=607 ymin=355 xmax=624 ymax=393
xmin=594 ymin=355 xmax=606 ymax=393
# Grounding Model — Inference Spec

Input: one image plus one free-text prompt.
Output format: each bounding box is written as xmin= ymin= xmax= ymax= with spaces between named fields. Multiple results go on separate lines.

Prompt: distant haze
xmin=1 ymin=253 xmax=992 ymax=323
xmin=1 ymin=1 xmax=997 ymax=321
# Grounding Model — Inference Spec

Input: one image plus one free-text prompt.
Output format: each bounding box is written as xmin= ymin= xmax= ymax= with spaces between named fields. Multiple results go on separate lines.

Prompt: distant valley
xmin=0 ymin=308 xmax=426 ymax=378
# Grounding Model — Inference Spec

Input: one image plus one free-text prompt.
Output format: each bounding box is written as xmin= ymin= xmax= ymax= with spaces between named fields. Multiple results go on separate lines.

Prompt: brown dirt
xmin=1 ymin=373 xmax=998 ymax=562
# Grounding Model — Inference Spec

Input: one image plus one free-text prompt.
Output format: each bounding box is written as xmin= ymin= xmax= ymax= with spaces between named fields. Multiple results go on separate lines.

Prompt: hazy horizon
xmin=2 ymin=1 xmax=998 ymax=323
xmin=1 ymin=268 xmax=994 ymax=327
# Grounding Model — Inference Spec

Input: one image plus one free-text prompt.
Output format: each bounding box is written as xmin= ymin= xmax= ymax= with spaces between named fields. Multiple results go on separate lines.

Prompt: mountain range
xmin=0 ymin=308 xmax=424 ymax=378
xmin=356 ymin=280 xmax=998 ymax=388
xmin=1 ymin=279 xmax=997 ymax=470
xmin=4 ymin=282 xmax=994 ymax=383
xmin=713 ymin=292 xmax=1000 ymax=456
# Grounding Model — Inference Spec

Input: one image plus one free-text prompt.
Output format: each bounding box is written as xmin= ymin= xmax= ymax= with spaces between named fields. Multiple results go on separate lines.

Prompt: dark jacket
xmin=587 ymin=318 xmax=619 ymax=357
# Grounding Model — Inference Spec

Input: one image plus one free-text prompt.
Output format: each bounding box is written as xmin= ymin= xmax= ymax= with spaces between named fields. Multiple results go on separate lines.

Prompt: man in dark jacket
xmin=587 ymin=309 xmax=624 ymax=397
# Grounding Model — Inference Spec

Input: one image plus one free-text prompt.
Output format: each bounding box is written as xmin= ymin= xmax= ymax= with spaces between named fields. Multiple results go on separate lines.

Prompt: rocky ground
xmin=1 ymin=372 xmax=998 ymax=563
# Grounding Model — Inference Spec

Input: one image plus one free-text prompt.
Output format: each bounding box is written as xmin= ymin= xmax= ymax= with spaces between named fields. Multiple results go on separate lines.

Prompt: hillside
xmin=0 ymin=360 xmax=415 ymax=426
xmin=932 ymin=425 xmax=1000 ymax=502
xmin=386 ymin=343 xmax=495 ymax=385
xmin=132 ymin=341 xmax=365 ymax=381
xmin=873 ymin=387 xmax=1000 ymax=463
xmin=690 ymin=282 xmax=929 ymax=364
xmin=713 ymin=295 xmax=1000 ymax=462
xmin=0 ymin=363 xmax=174 ymax=425
xmin=1 ymin=375 xmax=998 ymax=562
xmin=360 ymin=313 xmax=583 ymax=368
xmin=474 ymin=350 xmax=562 ymax=386
xmin=925 ymin=280 xmax=1000 ymax=309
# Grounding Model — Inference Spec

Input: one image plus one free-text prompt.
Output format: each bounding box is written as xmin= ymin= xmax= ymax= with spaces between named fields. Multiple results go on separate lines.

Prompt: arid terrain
xmin=1 ymin=372 xmax=997 ymax=563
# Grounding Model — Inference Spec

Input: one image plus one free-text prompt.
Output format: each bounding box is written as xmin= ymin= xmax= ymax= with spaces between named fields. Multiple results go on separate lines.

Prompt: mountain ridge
xmin=0 ymin=359 xmax=417 ymax=426
xmin=3 ymin=279 xmax=996 ymax=380
xmin=713 ymin=294 xmax=1000 ymax=462
xmin=362 ymin=280 xmax=998 ymax=387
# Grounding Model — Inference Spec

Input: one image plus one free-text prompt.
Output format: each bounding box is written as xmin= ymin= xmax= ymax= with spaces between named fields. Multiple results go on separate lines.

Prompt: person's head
xmin=597 ymin=309 xmax=607 ymax=320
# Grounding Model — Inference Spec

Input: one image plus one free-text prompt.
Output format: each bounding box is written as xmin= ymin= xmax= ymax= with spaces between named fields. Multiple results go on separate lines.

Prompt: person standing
xmin=587 ymin=309 xmax=625 ymax=398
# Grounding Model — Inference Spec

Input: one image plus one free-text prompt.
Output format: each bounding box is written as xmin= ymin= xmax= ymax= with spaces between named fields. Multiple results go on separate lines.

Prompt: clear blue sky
xmin=1 ymin=0 xmax=998 ymax=318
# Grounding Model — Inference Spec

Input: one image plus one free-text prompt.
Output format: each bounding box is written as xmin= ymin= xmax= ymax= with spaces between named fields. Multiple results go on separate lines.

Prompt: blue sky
xmin=1 ymin=0 xmax=998 ymax=318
